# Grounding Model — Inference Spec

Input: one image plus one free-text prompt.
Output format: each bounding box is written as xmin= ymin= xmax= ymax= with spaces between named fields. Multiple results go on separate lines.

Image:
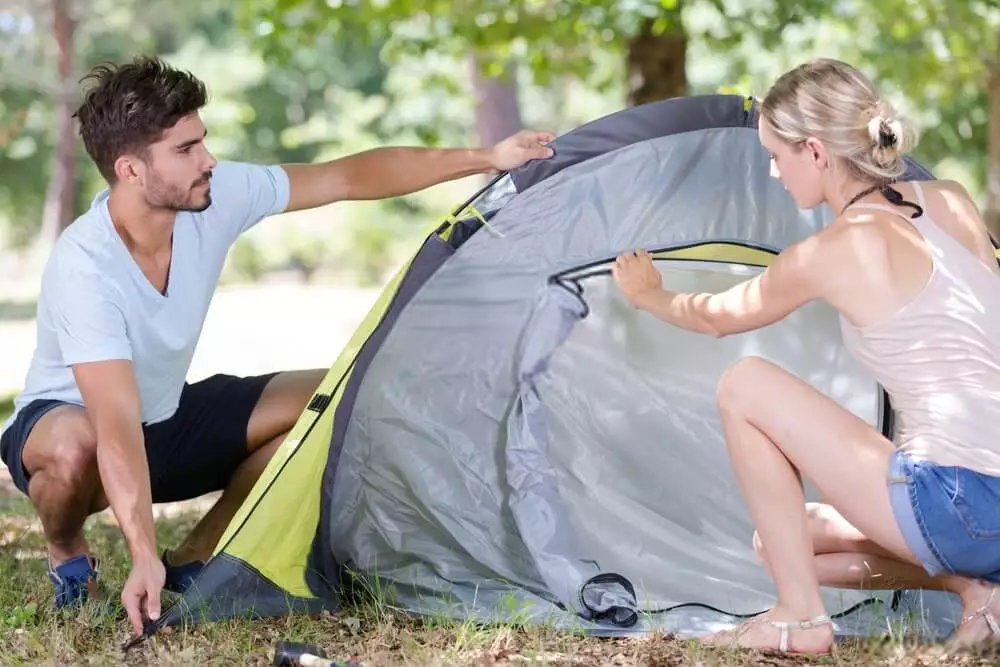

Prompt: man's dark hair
xmin=74 ymin=56 xmax=208 ymax=183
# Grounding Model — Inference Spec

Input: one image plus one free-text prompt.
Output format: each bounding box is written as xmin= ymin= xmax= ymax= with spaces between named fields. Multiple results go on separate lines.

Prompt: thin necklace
xmin=841 ymin=182 xmax=889 ymax=214
xmin=841 ymin=180 xmax=924 ymax=219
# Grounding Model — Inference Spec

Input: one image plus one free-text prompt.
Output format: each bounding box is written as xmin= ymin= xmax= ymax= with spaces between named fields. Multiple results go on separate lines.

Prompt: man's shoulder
xmin=43 ymin=195 xmax=120 ymax=289
xmin=208 ymin=161 xmax=289 ymax=196
xmin=199 ymin=160 xmax=291 ymax=238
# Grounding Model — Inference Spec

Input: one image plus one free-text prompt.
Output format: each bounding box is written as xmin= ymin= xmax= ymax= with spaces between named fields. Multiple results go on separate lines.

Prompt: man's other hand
xmin=489 ymin=130 xmax=556 ymax=171
xmin=122 ymin=555 xmax=166 ymax=636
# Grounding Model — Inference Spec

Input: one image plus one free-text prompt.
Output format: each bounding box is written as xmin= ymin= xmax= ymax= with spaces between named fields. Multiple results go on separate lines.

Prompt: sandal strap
xmin=986 ymin=612 xmax=1000 ymax=636
xmin=768 ymin=614 xmax=832 ymax=652
xmin=959 ymin=587 xmax=1000 ymax=635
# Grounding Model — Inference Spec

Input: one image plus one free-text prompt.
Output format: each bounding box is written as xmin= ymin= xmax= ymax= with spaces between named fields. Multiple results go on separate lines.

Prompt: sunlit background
xmin=1 ymin=0 xmax=997 ymax=407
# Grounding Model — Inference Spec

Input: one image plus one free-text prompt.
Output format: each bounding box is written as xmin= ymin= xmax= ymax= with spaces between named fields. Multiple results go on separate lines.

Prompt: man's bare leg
xmin=16 ymin=404 xmax=112 ymax=607
xmin=164 ymin=433 xmax=284 ymax=565
xmin=22 ymin=405 xmax=108 ymax=564
xmin=165 ymin=369 xmax=325 ymax=566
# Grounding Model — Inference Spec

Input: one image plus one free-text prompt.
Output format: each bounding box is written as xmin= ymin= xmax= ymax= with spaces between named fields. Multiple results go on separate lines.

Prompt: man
xmin=0 ymin=55 xmax=554 ymax=635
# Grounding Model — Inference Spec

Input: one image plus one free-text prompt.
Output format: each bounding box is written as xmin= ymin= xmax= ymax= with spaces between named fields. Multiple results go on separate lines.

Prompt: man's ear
xmin=803 ymin=137 xmax=828 ymax=170
xmin=113 ymin=154 xmax=143 ymax=185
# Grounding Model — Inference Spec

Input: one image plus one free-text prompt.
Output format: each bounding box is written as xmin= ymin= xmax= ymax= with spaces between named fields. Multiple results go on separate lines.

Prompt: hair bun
xmin=868 ymin=115 xmax=901 ymax=149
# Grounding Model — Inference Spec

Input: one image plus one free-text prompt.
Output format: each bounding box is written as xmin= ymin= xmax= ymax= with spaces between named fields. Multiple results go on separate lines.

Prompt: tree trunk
xmin=625 ymin=5 xmax=688 ymax=107
xmin=468 ymin=52 xmax=523 ymax=149
xmin=38 ymin=0 xmax=77 ymax=246
xmin=985 ymin=40 xmax=1000 ymax=241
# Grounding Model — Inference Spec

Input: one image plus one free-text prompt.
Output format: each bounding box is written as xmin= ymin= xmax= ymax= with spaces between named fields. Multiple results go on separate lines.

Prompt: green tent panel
xmin=150 ymin=94 xmax=966 ymax=642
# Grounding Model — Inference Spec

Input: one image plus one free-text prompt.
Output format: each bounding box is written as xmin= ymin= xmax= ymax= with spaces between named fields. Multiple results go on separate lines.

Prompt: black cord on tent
xmin=635 ymin=590 xmax=903 ymax=622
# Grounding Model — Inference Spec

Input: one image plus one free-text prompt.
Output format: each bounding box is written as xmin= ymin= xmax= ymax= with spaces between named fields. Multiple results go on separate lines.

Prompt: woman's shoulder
xmin=905 ymin=179 xmax=998 ymax=272
xmin=831 ymin=178 xmax=999 ymax=276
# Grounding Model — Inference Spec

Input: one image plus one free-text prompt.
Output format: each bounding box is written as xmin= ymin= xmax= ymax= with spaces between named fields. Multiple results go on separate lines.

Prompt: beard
xmin=144 ymin=169 xmax=213 ymax=212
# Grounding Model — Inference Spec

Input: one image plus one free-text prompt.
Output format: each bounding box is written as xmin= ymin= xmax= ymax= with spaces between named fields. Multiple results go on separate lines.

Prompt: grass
xmin=0 ymin=391 xmax=13 ymax=424
xmin=1 ymin=499 xmax=999 ymax=666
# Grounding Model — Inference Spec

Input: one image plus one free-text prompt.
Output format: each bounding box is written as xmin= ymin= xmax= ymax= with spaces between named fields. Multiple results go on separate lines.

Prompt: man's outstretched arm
xmin=280 ymin=129 xmax=555 ymax=212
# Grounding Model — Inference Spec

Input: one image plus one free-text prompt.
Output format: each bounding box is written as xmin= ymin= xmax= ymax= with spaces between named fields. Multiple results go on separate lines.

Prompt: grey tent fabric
xmin=510 ymin=94 xmax=933 ymax=194
xmin=318 ymin=101 xmax=962 ymax=638
xmin=152 ymin=94 xmax=965 ymax=645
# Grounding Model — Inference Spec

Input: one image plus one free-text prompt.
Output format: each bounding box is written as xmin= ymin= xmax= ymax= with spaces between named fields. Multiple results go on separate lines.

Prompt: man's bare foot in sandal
xmin=700 ymin=605 xmax=835 ymax=655
xmin=947 ymin=584 xmax=1000 ymax=651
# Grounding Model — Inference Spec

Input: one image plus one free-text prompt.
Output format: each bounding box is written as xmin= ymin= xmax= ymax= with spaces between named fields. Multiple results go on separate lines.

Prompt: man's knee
xmin=24 ymin=407 xmax=98 ymax=485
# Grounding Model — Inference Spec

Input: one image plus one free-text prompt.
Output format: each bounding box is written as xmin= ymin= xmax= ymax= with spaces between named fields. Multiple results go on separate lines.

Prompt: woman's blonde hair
xmin=759 ymin=58 xmax=919 ymax=182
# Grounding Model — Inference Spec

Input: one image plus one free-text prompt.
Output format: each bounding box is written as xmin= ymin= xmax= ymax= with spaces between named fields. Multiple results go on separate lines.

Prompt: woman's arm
xmin=612 ymin=234 xmax=828 ymax=338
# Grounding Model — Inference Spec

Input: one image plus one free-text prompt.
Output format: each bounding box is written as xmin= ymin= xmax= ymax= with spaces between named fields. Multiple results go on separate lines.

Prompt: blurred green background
xmin=1 ymin=0 xmax=998 ymax=409
xmin=3 ymin=0 xmax=998 ymax=278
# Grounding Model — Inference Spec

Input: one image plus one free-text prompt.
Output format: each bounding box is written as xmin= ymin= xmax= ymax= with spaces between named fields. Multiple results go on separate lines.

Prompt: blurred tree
xmin=0 ymin=2 xmax=60 ymax=249
xmin=39 ymin=0 xmax=77 ymax=242
xmin=0 ymin=0 xmax=395 ymax=249
xmin=469 ymin=52 xmax=523 ymax=146
xmin=236 ymin=0 xmax=836 ymax=106
xmin=861 ymin=0 xmax=1000 ymax=238
xmin=237 ymin=0 xmax=1000 ymax=227
xmin=234 ymin=0 xmax=841 ymax=174
xmin=777 ymin=0 xmax=1000 ymax=236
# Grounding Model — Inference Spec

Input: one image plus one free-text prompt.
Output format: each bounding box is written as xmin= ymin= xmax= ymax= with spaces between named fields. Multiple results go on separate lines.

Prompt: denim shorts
xmin=888 ymin=448 xmax=1000 ymax=583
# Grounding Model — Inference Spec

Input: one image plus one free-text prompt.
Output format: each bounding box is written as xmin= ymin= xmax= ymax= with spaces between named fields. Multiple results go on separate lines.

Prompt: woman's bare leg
xmin=755 ymin=501 xmax=998 ymax=647
xmin=701 ymin=356 xmax=1000 ymax=653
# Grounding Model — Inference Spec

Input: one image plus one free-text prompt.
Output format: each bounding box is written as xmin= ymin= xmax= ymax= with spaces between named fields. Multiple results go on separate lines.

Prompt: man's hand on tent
xmin=489 ymin=130 xmax=556 ymax=171
xmin=612 ymin=250 xmax=663 ymax=309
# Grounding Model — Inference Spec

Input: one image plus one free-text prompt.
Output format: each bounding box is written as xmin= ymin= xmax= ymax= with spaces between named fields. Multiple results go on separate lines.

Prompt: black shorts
xmin=0 ymin=372 xmax=277 ymax=503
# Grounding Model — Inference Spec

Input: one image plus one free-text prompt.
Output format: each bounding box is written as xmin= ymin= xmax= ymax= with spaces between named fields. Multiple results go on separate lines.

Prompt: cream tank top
xmin=839 ymin=181 xmax=1000 ymax=477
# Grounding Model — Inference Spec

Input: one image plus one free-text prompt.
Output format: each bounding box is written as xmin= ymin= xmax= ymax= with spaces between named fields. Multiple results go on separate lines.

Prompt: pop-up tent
xmin=152 ymin=93 xmax=966 ymax=642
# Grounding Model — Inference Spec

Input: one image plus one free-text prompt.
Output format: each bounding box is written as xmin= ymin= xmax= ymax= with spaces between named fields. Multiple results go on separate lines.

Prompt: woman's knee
xmin=716 ymin=355 xmax=777 ymax=413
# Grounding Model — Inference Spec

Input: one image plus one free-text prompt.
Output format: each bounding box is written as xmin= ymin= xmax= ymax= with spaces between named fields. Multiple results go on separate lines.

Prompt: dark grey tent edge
xmin=509 ymin=93 xmax=934 ymax=194
xmin=510 ymin=95 xmax=756 ymax=193
xmin=306 ymin=233 xmax=463 ymax=599
xmin=155 ymin=553 xmax=334 ymax=630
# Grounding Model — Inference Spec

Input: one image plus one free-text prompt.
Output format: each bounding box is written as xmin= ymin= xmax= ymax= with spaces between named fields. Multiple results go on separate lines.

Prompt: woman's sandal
xmin=715 ymin=611 xmax=835 ymax=655
xmin=769 ymin=614 xmax=835 ymax=653
xmin=948 ymin=588 xmax=1000 ymax=651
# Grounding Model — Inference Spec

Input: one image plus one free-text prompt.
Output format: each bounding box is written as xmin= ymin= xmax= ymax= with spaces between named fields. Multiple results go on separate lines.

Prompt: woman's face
xmin=759 ymin=117 xmax=827 ymax=210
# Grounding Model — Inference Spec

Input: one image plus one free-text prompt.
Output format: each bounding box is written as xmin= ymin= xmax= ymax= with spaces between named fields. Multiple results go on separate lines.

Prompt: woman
xmin=612 ymin=57 xmax=1000 ymax=655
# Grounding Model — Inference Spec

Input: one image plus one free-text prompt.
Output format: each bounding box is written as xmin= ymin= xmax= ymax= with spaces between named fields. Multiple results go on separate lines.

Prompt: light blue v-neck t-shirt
xmin=3 ymin=161 xmax=290 ymax=431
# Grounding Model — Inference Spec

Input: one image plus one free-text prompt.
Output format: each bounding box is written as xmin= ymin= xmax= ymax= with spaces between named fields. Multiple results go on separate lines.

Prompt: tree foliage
xmin=0 ymin=0 xmax=396 ymax=248
xmin=2 ymin=0 xmax=999 ymax=257
xmin=239 ymin=0 xmax=832 ymax=92
xmin=848 ymin=0 xmax=1000 ymax=192
xmin=237 ymin=0 xmax=1000 ymax=193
